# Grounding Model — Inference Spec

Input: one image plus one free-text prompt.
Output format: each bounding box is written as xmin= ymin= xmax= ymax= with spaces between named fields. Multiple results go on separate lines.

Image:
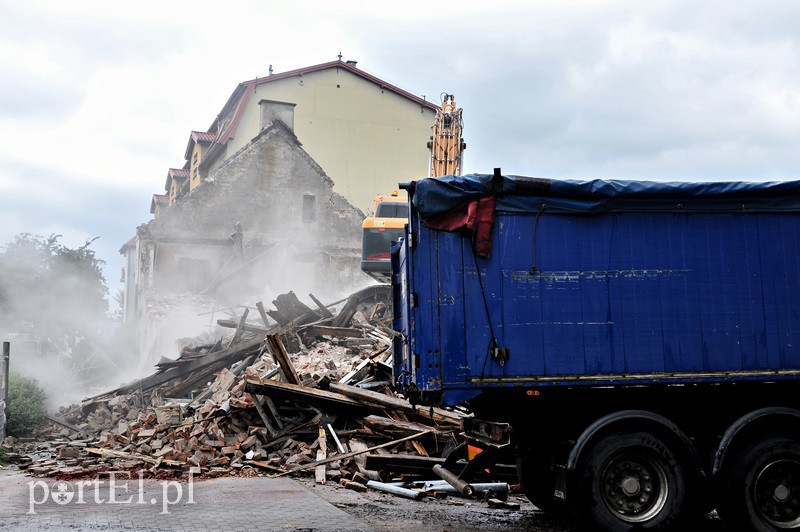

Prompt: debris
xmin=487 ymin=498 xmax=520 ymax=510
xmin=366 ymin=480 xmax=425 ymax=500
xmin=342 ymin=479 xmax=368 ymax=492
xmin=315 ymin=425 xmax=327 ymax=485
xmin=273 ymin=431 xmax=433 ymax=478
xmin=327 ymin=423 xmax=346 ymax=454
xmin=17 ymin=287 xmax=509 ymax=514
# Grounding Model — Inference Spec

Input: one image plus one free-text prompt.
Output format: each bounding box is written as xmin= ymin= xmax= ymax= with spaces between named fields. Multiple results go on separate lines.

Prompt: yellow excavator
xmin=427 ymin=93 xmax=466 ymax=178
xmin=361 ymin=94 xmax=465 ymax=281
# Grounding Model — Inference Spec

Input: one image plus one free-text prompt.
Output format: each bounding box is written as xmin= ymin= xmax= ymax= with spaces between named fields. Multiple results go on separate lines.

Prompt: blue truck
xmin=391 ymin=170 xmax=800 ymax=531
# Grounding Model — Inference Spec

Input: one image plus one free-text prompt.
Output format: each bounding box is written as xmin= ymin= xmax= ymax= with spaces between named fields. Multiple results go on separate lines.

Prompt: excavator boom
xmin=428 ymin=94 xmax=466 ymax=177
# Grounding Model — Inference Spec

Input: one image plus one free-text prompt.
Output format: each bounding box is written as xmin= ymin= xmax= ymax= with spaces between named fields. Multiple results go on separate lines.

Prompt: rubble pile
xmin=16 ymin=287 xmax=498 ymax=499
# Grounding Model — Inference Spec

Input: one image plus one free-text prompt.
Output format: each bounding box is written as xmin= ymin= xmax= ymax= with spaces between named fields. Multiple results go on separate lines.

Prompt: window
xmin=302 ymin=194 xmax=316 ymax=222
xmin=375 ymin=202 xmax=408 ymax=218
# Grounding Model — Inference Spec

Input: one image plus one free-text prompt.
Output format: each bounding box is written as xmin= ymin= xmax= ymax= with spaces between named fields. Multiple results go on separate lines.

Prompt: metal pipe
xmin=423 ymin=481 xmax=509 ymax=498
xmin=432 ymin=464 xmax=474 ymax=496
xmin=366 ymin=480 xmax=424 ymax=500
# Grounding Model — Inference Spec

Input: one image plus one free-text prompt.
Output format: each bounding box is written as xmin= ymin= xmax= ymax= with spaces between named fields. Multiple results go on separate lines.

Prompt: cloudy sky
xmin=2 ymin=0 xmax=800 ymax=295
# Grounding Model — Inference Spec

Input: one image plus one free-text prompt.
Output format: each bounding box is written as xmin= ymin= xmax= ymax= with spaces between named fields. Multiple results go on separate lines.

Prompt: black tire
xmin=722 ymin=434 xmax=800 ymax=531
xmin=518 ymin=453 xmax=563 ymax=514
xmin=576 ymin=431 xmax=688 ymax=531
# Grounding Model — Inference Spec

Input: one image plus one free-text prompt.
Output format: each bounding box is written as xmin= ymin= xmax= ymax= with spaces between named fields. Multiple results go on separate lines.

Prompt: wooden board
xmin=328 ymin=383 xmax=462 ymax=424
xmin=244 ymin=378 xmax=364 ymax=409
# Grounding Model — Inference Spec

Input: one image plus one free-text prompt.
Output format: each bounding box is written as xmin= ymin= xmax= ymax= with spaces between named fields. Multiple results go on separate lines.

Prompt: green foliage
xmin=0 ymin=233 xmax=108 ymax=338
xmin=6 ymin=373 xmax=47 ymax=437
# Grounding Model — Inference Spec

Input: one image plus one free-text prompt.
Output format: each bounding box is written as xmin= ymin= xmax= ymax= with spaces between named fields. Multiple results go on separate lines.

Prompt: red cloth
xmin=423 ymin=197 xmax=496 ymax=257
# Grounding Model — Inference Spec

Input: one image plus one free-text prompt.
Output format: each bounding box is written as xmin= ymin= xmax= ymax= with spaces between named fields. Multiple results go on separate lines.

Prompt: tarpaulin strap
xmin=473 ymin=197 xmax=495 ymax=258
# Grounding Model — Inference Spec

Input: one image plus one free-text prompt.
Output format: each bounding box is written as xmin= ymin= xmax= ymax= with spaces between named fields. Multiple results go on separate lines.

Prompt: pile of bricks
xmin=12 ymin=287 xmax=524 ymax=508
xmin=20 ymin=288 xmax=464 ymax=484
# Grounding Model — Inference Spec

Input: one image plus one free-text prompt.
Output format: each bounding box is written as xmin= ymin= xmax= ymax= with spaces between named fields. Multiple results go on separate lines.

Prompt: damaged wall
xmin=120 ymin=110 xmax=369 ymax=375
xmin=139 ymin=118 xmax=364 ymax=301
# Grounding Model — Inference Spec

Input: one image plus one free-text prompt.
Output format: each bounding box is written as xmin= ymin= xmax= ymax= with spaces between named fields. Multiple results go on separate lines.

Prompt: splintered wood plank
xmin=255 ymin=301 xmax=271 ymax=328
xmin=327 ymin=424 xmax=346 ymax=454
xmin=266 ymin=334 xmax=300 ymax=385
xmin=363 ymin=415 xmax=451 ymax=436
xmin=391 ymin=412 xmax=428 ymax=456
xmin=328 ymin=383 xmax=462 ymax=424
xmin=315 ymin=425 xmax=327 ymax=484
xmin=308 ymin=293 xmax=334 ymax=318
xmin=272 ymin=430 xmax=433 ymax=478
xmin=249 ymin=393 xmax=277 ymax=438
xmin=244 ymin=378 xmax=363 ymax=409
xmin=262 ymin=395 xmax=284 ymax=429
xmin=348 ymin=439 xmax=369 ymax=472
xmin=228 ymin=309 xmax=250 ymax=347
xmin=301 ymin=325 xmax=363 ymax=338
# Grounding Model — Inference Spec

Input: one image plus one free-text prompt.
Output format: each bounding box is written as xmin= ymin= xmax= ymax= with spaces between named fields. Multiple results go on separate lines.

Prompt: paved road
xmin=0 ymin=469 xmax=371 ymax=531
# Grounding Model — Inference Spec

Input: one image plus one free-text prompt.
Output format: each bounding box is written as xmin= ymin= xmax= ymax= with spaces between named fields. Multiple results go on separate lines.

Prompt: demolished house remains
xmin=10 ymin=288 xmax=516 ymax=508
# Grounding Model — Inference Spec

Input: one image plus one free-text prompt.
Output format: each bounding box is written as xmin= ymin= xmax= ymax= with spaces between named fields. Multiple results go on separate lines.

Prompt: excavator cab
xmin=361 ymin=191 xmax=408 ymax=282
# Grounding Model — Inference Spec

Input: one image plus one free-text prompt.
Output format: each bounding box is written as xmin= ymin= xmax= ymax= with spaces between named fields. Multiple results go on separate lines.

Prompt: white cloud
xmin=3 ymin=0 xmax=800 ymax=289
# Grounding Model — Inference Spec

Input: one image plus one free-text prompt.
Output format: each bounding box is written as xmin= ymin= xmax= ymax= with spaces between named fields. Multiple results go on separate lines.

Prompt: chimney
xmin=259 ymin=99 xmax=296 ymax=131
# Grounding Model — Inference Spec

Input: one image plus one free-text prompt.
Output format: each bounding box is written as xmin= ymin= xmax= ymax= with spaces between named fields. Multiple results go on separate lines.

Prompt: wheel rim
xmin=600 ymin=453 xmax=670 ymax=523
xmin=752 ymin=458 xmax=800 ymax=528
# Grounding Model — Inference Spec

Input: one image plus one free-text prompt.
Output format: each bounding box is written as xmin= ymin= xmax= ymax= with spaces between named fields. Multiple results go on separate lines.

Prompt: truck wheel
xmin=722 ymin=434 xmax=800 ymax=531
xmin=517 ymin=454 xmax=562 ymax=514
xmin=577 ymin=431 xmax=687 ymax=531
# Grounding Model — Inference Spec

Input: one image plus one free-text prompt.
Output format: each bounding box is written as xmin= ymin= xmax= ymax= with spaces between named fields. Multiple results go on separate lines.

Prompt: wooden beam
xmin=392 ymin=412 xmax=428 ymax=456
xmin=271 ymin=430 xmax=433 ymax=478
xmin=338 ymin=358 xmax=373 ymax=384
xmin=46 ymin=415 xmax=82 ymax=433
xmin=244 ymin=378 xmax=364 ymax=409
xmin=262 ymin=395 xmax=284 ymax=429
xmin=229 ymin=309 xmax=250 ymax=347
xmin=266 ymin=334 xmax=300 ymax=385
xmin=315 ymin=425 xmax=327 ymax=484
xmin=249 ymin=393 xmax=277 ymax=438
xmin=327 ymin=423 xmax=346 ymax=454
xmin=246 ymin=460 xmax=286 ymax=474
xmin=308 ymin=293 xmax=334 ymax=318
xmin=216 ymin=319 xmax=272 ymax=335
xmin=255 ymin=301 xmax=271 ymax=328
xmin=300 ymin=325 xmax=364 ymax=338
xmin=328 ymin=383 xmax=462 ymax=425
xmin=363 ymin=415 xmax=452 ymax=437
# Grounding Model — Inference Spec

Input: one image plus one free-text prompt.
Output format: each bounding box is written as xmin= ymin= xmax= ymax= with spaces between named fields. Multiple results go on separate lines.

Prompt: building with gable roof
xmin=120 ymin=59 xmax=438 ymax=361
xmin=163 ymin=58 xmax=438 ymax=213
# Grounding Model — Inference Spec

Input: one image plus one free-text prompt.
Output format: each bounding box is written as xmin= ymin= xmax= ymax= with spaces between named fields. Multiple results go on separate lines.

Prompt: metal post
xmin=0 ymin=342 xmax=9 ymax=441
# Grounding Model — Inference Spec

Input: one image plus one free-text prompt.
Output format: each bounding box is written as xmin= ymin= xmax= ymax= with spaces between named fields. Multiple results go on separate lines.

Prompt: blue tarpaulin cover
xmin=412 ymin=174 xmax=800 ymax=218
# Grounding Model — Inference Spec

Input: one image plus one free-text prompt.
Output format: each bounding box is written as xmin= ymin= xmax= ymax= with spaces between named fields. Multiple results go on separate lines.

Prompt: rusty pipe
xmin=432 ymin=464 xmax=474 ymax=496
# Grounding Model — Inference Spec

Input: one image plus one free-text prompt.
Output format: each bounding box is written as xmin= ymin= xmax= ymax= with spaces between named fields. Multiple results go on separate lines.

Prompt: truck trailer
xmin=391 ymin=170 xmax=800 ymax=530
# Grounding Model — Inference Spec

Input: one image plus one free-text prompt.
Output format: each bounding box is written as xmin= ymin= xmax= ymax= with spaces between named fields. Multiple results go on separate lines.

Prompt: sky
xmin=2 ymin=0 xmax=800 ymax=299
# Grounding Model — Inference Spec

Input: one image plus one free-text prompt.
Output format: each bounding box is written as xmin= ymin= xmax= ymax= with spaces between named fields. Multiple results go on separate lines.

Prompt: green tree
xmin=0 ymin=234 xmax=108 ymax=340
xmin=6 ymin=373 xmax=47 ymax=437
